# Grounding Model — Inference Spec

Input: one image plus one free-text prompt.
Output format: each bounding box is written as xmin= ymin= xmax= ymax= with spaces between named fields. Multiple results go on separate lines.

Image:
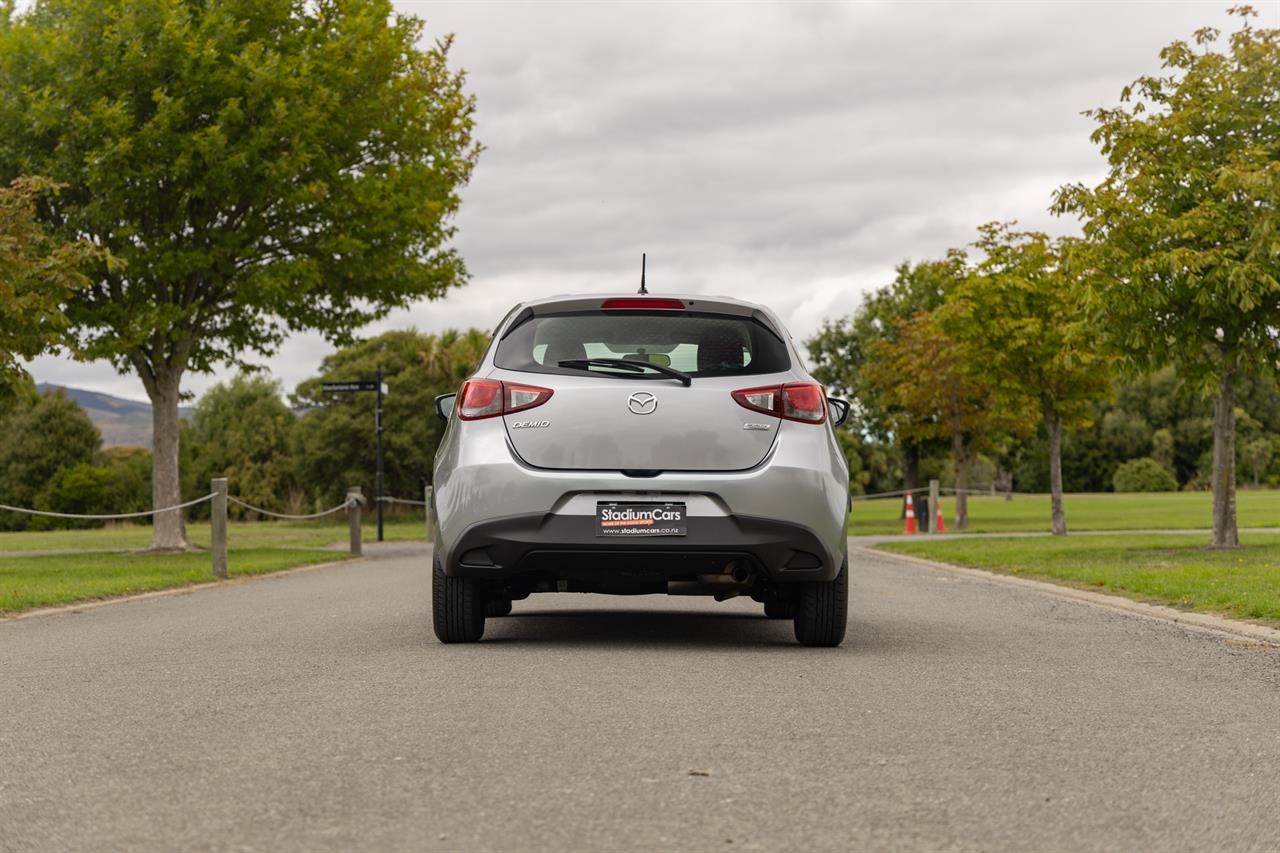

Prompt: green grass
xmin=880 ymin=533 xmax=1280 ymax=627
xmin=849 ymin=490 xmax=1280 ymax=535
xmin=0 ymin=512 xmax=427 ymax=553
xmin=0 ymin=511 xmax=423 ymax=614
xmin=0 ymin=547 xmax=353 ymax=614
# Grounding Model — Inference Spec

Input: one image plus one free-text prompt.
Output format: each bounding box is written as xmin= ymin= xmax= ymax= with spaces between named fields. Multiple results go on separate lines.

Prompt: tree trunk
xmin=901 ymin=440 xmax=920 ymax=519
xmin=1210 ymin=364 xmax=1239 ymax=549
xmin=1046 ymin=402 xmax=1067 ymax=536
xmin=952 ymin=431 xmax=969 ymax=530
xmin=146 ymin=367 xmax=193 ymax=551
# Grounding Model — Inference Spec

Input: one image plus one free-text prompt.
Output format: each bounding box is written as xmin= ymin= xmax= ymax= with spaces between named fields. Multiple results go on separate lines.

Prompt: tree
xmin=862 ymin=311 xmax=1029 ymax=528
xmin=44 ymin=447 xmax=152 ymax=528
xmin=1151 ymin=428 xmax=1176 ymax=473
xmin=0 ymin=0 xmax=480 ymax=549
xmin=1243 ymin=436 xmax=1273 ymax=487
xmin=942 ymin=223 xmax=1112 ymax=535
xmin=0 ymin=388 xmax=100 ymax=530
xmin=292 ymin=328 xmax=489 ymax=505
xmin=808 ymin=255 xmax=966 ymax=493
xmin=1053 ymin=7 xmax=1280 ymax=547
xmin=0 ymin=177 xmax=105 ymax=396
xmin=188 ymin=375 xmax=297 ymax=517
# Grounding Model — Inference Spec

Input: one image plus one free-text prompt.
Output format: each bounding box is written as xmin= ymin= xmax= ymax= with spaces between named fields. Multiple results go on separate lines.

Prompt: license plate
xmin=596 ymin=502 xmax=687 ymax=537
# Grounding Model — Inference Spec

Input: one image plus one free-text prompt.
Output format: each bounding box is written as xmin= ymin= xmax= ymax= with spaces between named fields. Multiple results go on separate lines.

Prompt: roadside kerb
xmin=857 ymin=542 xmax=1280 ymax=646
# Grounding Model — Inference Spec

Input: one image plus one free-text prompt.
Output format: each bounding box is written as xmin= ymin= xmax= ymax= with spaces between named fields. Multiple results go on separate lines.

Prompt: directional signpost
xmin=321 ymin=367 xmax=389 ymax=541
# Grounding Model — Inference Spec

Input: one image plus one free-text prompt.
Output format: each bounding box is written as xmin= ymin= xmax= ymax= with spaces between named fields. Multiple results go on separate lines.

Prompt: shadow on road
xmin=480 ymin=608 xmax=804 ymax=648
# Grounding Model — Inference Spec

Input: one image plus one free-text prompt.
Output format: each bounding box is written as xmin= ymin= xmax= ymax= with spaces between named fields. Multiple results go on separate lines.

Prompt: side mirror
xmin=435 ymin=393 xmax=456 ymax=422
xmin=827 ymin=397 xmax=851 ymax=428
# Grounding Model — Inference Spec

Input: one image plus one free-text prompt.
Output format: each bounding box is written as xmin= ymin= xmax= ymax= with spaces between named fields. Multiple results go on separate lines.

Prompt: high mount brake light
xmin=457 ymin=379 xmax=554 ymax=420
xmin=600 ymin=298 xmax=685 ymax=310
xmin=732 ymin=383 xmax=827 ymax=424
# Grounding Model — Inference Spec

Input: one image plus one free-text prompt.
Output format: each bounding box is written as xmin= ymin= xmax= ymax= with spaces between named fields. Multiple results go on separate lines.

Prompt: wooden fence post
xmin=347 ymin=486 xmax=363 ymax=556
xmin=211 ymin=478 xmax=228 ymax=578
xmin=928 ymin=479 xmax=940 ymax=536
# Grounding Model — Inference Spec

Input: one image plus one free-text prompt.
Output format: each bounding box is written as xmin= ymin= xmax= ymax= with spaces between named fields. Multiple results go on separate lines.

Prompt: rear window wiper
xmin=557 ymin=358 xmax=693 ymax=387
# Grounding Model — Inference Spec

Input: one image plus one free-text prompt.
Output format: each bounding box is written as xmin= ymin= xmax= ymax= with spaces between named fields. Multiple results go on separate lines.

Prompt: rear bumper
xmin=444 ymin=511 xmax=839 ymax=583
xmin=431 ymin=415 xmax=850 ymax=585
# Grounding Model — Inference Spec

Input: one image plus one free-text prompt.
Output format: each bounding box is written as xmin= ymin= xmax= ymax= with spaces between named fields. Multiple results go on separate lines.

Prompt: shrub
xmin=1113 ymin=457 xmax=1178 ymax=493
xmin=0 ymin=389 xmax=100 ymax=530
xmin=35 ymin=448 xmax=151 ymax=530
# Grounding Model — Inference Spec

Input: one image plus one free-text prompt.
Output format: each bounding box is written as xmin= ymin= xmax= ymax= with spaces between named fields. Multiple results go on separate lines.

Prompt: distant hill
xmin=36 ymin=384 xmax=194 ymax=449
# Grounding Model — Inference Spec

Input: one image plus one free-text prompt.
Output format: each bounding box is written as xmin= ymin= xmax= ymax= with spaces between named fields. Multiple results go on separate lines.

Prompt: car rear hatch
xmin=491 ymin=298 xmax=797 ymax=472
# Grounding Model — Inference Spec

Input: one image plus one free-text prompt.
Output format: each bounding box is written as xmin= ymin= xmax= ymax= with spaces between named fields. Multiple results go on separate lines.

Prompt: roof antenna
xmin=638 ymin=253 xmax=648 ymax=294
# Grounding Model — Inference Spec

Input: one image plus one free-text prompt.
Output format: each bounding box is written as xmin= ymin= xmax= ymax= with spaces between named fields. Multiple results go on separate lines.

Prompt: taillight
xmin=457 ymin=379 xmax=553 ymax=420
xmin=732 ymin=383 xmax=827 ymax=424
xmin=600 ymin=298 xmax=685 ymax=310
xmin=505 ymin=382 xmax=554 ymax=414
xmin=458 ymin=379 xmax=503 ymax=419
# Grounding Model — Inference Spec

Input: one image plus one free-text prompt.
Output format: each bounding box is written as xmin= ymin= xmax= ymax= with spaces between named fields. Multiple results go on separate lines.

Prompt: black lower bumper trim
xmin=444 ymin=512 xmax=839 ymax=583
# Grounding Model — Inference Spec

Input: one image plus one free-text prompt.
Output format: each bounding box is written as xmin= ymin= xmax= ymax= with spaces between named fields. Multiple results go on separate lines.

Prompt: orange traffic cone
xmin=935 ymin=499 xmax=946 ymax=533
xmin=903 ymin=493 xmax=917 ymax=534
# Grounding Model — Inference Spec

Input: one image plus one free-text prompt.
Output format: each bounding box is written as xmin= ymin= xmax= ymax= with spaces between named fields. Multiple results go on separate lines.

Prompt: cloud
xmin=30 ymin=0 xmax=1259 ymax=401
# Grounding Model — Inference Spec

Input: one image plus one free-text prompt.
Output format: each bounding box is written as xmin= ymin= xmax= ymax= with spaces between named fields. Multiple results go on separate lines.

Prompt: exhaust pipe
xmin=669 ymin=562 xmax=753 ymax=596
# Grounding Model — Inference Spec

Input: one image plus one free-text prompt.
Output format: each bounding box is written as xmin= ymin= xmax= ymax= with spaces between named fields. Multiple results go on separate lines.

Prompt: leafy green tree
xmin=1053 ymin=7 xmax=1280 ymax=547
xmin=0 ymin=0 xmax=480 ymax=549
xmin=41 ymin=465 xmax=118 ymax=529
xmin=1242 ymin=437 xmax=1273 ymax=487
xmin=863 ymin=311 xmax=1030 ymax=528
xmin=188 ymin=375 xmax=297 ymax=517
xmin=292 ymin=328 xmax=489 ymax=506
xmin=0 ymin=373 xmax=38 ymax=416
xmin=43 ymin=447 xmax=152 ymax=528
xmin=1114 ymin=368 xmax=1214 ymax=485
xmin=942 ymin=223 xmax=1112 ymax=535
xmin=0 ymin=176 xmax=106 ymax=396
xmin=808 ymin=255 xmax=965 ymax=492
xmin=0 ymin=388 xmax=100 ymax=530
xmin=1151 ymin=428 xmax=1176 ymax=473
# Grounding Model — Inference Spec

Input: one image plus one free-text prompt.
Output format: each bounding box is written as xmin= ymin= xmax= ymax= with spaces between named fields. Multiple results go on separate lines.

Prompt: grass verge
xmin=0 ymin=547 xmax=353 ymax=615
xmin=879 ymin=533 xmax=1280 ymax=627
xmin=849 ymin=490 xmax=1280 ymax=536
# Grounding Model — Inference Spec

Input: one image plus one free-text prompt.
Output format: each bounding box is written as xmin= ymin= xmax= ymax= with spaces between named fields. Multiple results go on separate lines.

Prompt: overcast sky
xmin=26 ymin=0 xmax=1268 ymax=402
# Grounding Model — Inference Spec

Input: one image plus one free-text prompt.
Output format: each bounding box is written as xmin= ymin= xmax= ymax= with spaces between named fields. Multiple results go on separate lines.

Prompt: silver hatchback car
xmin=431 ymin=293 xmax=851 ymax=646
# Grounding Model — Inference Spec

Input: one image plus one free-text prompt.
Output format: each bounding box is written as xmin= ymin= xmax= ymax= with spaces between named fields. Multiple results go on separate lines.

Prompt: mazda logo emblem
xmin=627 ymin=392 xmax=658 ymax=415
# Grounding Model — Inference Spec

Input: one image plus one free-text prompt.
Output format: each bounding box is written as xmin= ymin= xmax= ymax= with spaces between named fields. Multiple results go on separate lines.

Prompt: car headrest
xmin=696 ymin=326 xmax=746 ymax=372
xmin=541 ymin=338 xmax=587 ymax=366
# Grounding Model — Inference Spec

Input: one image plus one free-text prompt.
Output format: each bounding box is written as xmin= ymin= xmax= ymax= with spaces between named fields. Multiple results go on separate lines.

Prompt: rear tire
xmin=433 ymin=555 xmax=486 ymax=643
xmin=793 ymin=557 xmax=848 ymax=647
xmin=486 ymin=598 xmax=513 ymax=617
xmin=763 ymin=600 xmax=794 ymax=619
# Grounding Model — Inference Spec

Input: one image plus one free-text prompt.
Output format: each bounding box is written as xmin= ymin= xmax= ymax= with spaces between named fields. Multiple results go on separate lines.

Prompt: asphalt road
xmin=2 ymin=542 xmax=1278 ymax=852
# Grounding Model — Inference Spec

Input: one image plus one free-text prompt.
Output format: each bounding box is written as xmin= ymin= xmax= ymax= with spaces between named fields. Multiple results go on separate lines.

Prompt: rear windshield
xmin=494 ymin=311 xmax=791 ymax=379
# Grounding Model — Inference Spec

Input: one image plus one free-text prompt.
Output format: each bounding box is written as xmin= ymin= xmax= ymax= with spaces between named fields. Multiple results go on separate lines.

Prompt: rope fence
xmin=377 ymin=496 xmax=429 ymax=507
xmin=0 ymin=473 xmax=1047 ymax=577
xmin=0 ymin=480 xmax=434 ymax=582
xmin=227 ymin=494 xmax=362 ymax=520
xmin=848 ymin=478 xmax=1062 ymax=536
xmin=850 ymin=484 xmax=1040 ymax=501
xmin=0 ymin=492 xmax=217 ymax=520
